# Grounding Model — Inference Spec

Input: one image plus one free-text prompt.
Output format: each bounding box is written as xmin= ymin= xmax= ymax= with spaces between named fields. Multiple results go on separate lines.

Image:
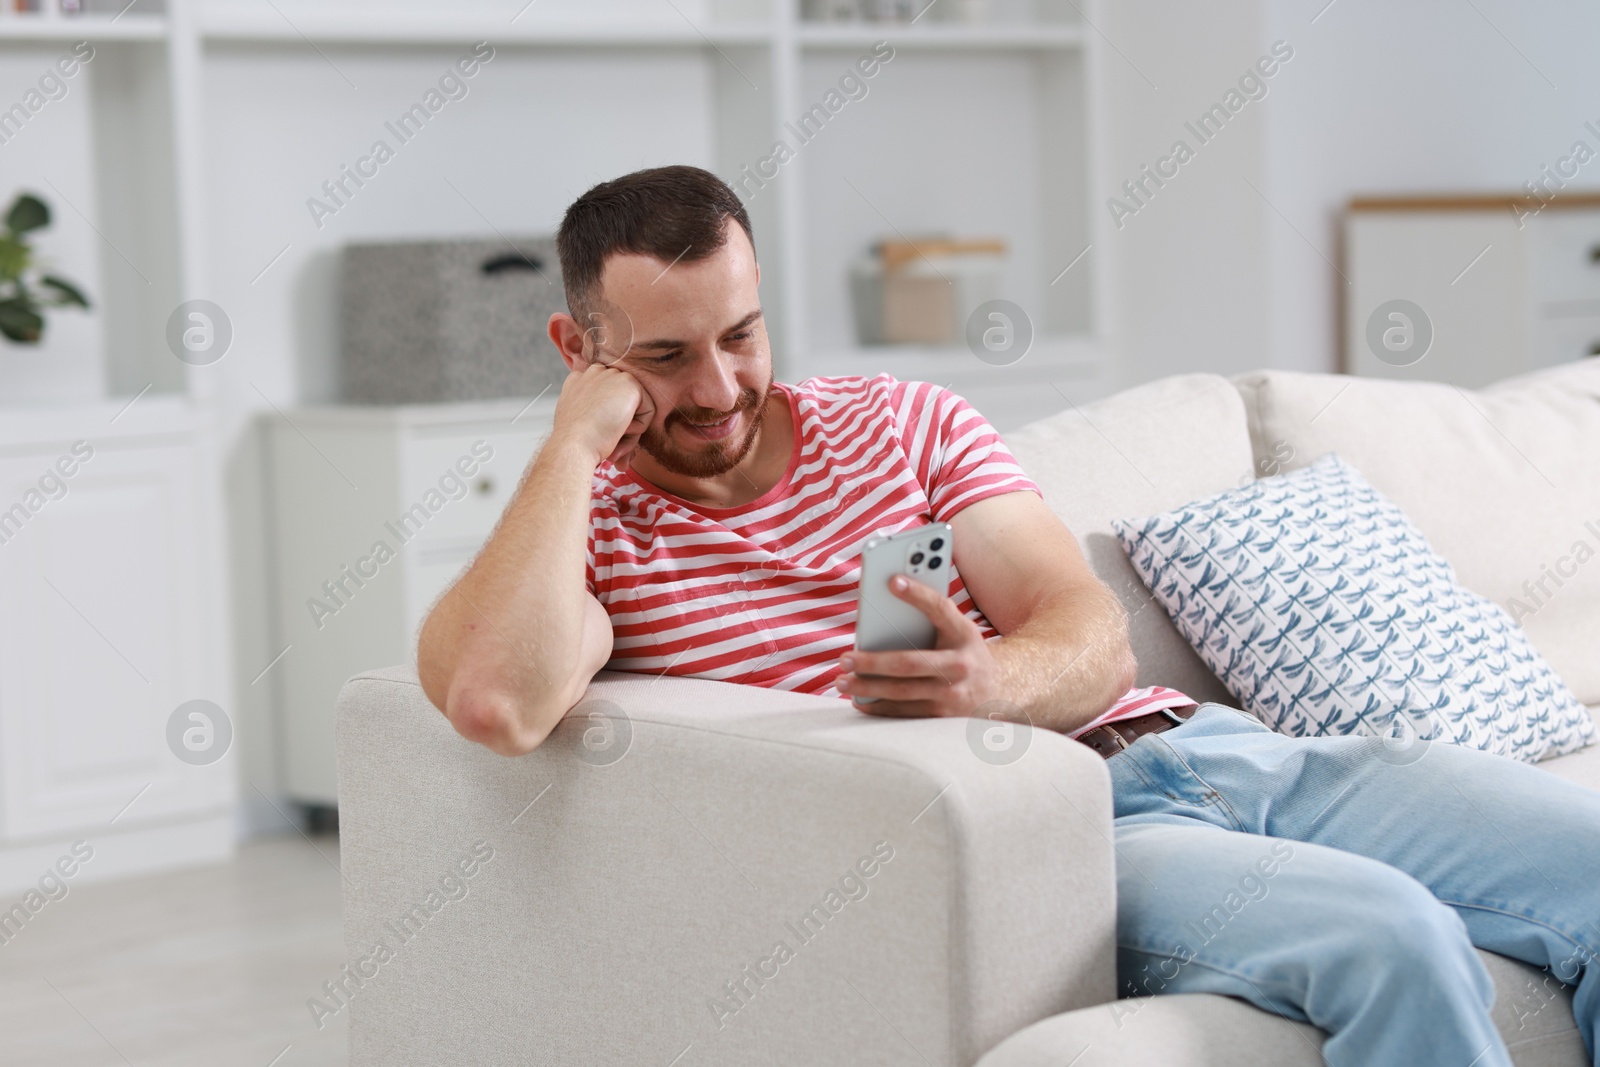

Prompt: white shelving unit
xmin=0 ymin=0 xmax=1109 ymax=836
xmin=0 ymin=0 xmax=233 ymax=886
xmin=1 ymin=0 xmax=1107 ymax=397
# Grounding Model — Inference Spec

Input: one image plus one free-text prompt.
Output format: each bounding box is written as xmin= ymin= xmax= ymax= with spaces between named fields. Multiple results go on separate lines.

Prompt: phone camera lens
xmin=928 ymin=555 xmax=942 ymax=569
xmin=909 ymin=551 xmax=924 ymax=565
xmin=929 ymin=537 xmax=944 ymax=551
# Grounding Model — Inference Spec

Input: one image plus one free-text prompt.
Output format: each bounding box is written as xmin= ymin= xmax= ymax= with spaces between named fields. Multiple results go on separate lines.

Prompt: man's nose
xmin=689 ymin=350 xmax=741 ymax=413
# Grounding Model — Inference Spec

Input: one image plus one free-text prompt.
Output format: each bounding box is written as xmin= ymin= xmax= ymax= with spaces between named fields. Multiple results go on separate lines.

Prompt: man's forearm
xmin=987 ymin=586 xmax=1139 ymax=735
xmin=416 ymin=434 xmax=599 ymax=743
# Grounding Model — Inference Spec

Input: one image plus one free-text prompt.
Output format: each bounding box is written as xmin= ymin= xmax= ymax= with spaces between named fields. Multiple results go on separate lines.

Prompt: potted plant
xmin=0 ymin=191 xmax=90 ymax=344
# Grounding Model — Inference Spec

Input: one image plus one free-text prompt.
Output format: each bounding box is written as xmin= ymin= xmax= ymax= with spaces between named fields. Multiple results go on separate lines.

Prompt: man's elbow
xmin=444 ymin=684 xmax=561 ymax=757
xmin=1113 ymin=643 xmax=1139 ymax=695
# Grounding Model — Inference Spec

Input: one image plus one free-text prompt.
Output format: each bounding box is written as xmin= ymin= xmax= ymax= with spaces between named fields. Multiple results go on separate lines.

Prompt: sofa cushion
xmin=1003 ymin=374 xmax=1255 ymax=706
xmin=974 ymin=992 xmax=1325 ymax=1066
xmin=974 ymin=948 xmax=1586 ymax=1067
xmin=1231 ymin=359 xmax=1600 ymax=706
xmin=1112 ymin=452 xmax=1596 ymax=762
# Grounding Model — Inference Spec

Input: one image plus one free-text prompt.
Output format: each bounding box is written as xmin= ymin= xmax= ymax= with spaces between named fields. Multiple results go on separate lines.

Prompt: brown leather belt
xmin=1077 ymin=703 xmax=1201 ymax=760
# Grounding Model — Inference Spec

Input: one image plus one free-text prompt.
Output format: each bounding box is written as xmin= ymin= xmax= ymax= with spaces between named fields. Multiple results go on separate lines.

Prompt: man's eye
xmin=728 ymin=330 xmax=753 ymax=342
xmin=647 ymin=353 xmax=678 ymax=366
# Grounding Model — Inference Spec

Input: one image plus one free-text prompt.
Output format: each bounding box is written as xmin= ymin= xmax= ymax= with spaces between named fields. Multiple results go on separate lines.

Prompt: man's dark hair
xmin=556 ymin=165 xmax=755 ymax=322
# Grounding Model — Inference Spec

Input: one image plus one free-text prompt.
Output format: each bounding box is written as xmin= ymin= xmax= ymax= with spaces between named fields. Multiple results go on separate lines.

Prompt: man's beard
xmin=638 ymin=379 xmax=774 ymax=479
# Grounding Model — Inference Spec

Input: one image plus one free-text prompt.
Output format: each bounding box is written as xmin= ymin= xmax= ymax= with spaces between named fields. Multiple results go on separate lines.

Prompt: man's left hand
xmin=836 ymin=575 xmax=1004 ymax=718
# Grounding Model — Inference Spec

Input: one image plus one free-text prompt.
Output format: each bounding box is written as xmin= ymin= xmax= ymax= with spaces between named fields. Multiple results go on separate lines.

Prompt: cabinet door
xmin=1524 ymin=208 xmax=1600 ymax=304
xmin=0 ymin=443 xmax=223 ymax=840
xmin=398 ymin=423 xmax=551 ymax=545
xmin=1525 ymin=209 xmax=1600 ymax=370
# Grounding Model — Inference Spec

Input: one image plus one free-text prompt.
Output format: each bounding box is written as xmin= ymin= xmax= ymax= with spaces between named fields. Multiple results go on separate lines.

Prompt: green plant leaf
xmin=40 ymin=275 xmax=89 ymax=309
xmin=5 ymin=194 xmax=49 ymax=236
xmin=0 ymin=236 xmax=28 ymax=281
xmin=0 ymin=298 xmax=43 ymax=343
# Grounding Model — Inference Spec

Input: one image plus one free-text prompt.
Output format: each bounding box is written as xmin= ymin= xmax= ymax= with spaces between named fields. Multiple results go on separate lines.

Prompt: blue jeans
xmin=1106 ymin=702 xmax=1600 ymax=1067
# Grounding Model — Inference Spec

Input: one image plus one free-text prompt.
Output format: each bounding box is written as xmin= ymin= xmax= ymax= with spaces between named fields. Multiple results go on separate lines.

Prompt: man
xmin=417 ymin=166 xmax=1600 ymax=1067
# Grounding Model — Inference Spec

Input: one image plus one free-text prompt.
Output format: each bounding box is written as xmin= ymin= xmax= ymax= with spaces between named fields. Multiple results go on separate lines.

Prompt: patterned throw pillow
xmin=1111 ymin=452 xmax=1596 ymax=762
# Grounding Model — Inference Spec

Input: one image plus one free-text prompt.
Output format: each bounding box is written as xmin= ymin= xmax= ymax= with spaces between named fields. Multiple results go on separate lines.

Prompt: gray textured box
xmin=340 ymin=236 xmax=570 ymax=404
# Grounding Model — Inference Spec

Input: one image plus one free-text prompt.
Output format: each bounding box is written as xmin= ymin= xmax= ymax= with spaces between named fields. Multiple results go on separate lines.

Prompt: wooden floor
xmin=0 ymin=834 xmax=348 ymax=1066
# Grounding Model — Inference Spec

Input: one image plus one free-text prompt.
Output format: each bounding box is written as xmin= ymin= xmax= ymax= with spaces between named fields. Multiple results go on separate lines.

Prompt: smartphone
xmin=851 ymin=522 xmax=954 ymax=703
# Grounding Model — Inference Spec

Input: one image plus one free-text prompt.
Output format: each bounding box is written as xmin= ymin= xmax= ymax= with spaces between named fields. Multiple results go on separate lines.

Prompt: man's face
xmin=588 ymin=220 xmax=773 ymax=479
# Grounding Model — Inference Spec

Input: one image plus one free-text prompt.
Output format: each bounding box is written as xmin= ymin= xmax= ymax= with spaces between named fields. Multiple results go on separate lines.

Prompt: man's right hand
xmin=551 ymin=361 xmax=655 ymax=470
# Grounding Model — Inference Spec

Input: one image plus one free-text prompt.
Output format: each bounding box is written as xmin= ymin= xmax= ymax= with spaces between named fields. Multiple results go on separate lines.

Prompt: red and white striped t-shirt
xmin=584 ymin=373 xmax=1193 ymax=739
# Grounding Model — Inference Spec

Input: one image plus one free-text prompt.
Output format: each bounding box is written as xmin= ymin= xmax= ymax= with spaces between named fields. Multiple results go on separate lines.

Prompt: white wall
xmin=1101 ymin=0 xmax=1600 ymax=384
xmin=1096 ymin=0 xmax=1272 ymax=389
xmin=1260 ymin=0 xmax=1600 ymax=374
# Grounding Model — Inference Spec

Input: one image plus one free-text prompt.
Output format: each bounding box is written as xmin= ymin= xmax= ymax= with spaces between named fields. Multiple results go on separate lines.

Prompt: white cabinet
xmin=1344 ymin=196 xmax=1600 ymax=387
xmin=263 ymin=398 xmax=557 ymax=805
xmin=0 ymin=398 xmax=230 ymax=895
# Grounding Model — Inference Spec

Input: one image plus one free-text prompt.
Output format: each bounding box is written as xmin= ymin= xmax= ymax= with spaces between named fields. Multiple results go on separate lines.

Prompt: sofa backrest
xmin=1002 ymin=374 xmax=1255 ymax=707
xmin=1232 ymin=358 xmax=1600 ymax=706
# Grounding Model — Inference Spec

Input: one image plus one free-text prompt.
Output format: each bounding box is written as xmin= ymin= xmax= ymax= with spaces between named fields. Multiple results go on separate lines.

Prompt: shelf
xmin=0 ymin=13 xmax=167 ymax=40
xmin=796 ymin=20 xmax=1083 ymax=50
xmin=802 ymin=334 xmax=1104 ymax=385
xmin=0 ymin=391 xmax=196 ymax=452
xmin=198 ymin=10 xmax=774 ymax=46
xmin=191 ymin=11 xmax=1081 ymax=49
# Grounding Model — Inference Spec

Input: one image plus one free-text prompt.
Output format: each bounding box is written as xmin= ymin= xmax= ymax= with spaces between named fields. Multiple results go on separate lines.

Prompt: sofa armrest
xmin=335 ymin=665 xmax=1117 ymax=1067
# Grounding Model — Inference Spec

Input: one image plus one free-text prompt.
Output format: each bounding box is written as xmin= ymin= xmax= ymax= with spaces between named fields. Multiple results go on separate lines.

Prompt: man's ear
xmin=548 ymin=312 xmax=587 ymax=372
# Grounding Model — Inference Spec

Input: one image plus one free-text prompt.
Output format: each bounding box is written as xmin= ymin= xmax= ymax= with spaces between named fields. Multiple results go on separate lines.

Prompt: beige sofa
xmin=334 ymin=360 xmax=1600 ymax=1067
